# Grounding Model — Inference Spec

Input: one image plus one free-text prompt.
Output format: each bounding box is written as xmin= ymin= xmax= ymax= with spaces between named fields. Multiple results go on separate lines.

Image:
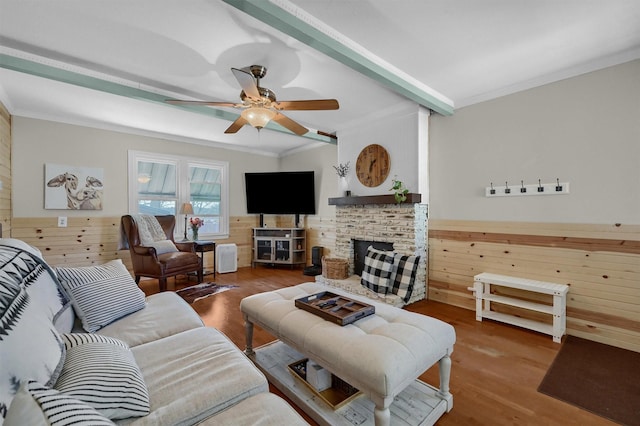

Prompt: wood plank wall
xmin=0 ymin=102 xmax=10 ymax=237
xmin=12 ymin=213 xmax=639 ymax=352
xmin=11 ymin=215 xmax=262 ymax=272
xmin=10 ymin=215 xmax=332 ymax=274
xmin=301 ymin=215 xmax=336 ymax=261
xmin=428 ymin=219 xmax=640 ymax=352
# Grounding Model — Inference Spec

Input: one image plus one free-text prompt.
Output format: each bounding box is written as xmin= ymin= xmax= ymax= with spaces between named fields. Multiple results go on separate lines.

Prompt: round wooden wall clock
xmin=356 ymin=144 xmax=390 ymax=187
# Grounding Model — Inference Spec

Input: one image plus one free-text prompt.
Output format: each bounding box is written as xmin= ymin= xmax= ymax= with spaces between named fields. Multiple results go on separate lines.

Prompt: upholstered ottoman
xmin=240 ymin=282 xmax=456 ymax=426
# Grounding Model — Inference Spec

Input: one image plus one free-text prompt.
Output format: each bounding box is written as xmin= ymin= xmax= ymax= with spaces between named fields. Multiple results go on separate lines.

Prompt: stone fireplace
xmin=328 ymin=194 xmax=428 ymax=304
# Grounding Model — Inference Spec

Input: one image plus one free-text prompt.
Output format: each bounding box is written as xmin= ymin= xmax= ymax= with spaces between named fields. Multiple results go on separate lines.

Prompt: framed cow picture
xmin=44 ymin=163 xmax=104 ymax=210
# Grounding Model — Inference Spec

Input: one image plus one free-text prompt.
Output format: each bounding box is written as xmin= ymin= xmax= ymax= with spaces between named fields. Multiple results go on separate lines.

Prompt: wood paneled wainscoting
xmin=0 ymin=102 xmax=11 ymax=237
xmin=10 ymin=215 xmax=336 ymax=273
xmin=428 ymin=220 xmax=640 ymax=352
xmin=10 ymin=216 xmax=264 ymax=271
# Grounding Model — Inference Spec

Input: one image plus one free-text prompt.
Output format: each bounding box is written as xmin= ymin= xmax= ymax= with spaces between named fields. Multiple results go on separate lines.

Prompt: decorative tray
xmin=295 ymin=291 xmax=375 ymax=326
xmin=288 ymin=358 xmax=361 ymax=410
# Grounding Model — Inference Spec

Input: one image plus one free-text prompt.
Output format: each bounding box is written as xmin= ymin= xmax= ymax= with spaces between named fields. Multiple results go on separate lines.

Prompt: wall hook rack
xmin=486 ymin=179 xmax=569 ymax=197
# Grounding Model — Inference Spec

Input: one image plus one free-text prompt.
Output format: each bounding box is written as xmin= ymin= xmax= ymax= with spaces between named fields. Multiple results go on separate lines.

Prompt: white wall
xmin=11 ymin=117 xmax=280 ymax=217
xmin=429 ymin=59 xmax=640 ymax=224
xmin=337 ymin=102 xmax=426 ymax=197
xmin=280 ymin=143 xmax=337 ymax=219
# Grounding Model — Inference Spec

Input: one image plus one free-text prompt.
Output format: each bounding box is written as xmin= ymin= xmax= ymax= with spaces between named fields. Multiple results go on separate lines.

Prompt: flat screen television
xmin=245 ymin=171 xmax=316 ymax=215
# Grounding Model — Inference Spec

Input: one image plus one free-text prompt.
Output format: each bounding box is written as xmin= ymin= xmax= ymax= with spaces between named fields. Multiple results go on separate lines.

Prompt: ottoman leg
xmin=374 ymin=403 xmax=391 ymax=426
xmin=437 ymin=353 xmax=454 ymax=411
xmin=244 ymin=314 xmax=255 ymax=356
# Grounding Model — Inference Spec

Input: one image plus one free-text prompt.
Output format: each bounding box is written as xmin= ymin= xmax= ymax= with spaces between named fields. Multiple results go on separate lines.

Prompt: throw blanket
xmin=117 ymin=215 xmax=179 ymax=255
xmin=0 ymin=239 xmax=71 ymax=421
xmin=132 ymin=215 xmax=167 ymax=246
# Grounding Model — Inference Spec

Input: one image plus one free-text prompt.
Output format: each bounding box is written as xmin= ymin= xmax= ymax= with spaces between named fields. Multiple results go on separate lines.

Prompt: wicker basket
xmin=321 ymin=257 xmax=349 ymax=280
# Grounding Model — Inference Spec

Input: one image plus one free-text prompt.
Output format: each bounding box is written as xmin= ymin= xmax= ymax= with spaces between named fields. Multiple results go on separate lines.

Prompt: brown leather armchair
xmin=121 ymin=215 xmax=203 ymax=292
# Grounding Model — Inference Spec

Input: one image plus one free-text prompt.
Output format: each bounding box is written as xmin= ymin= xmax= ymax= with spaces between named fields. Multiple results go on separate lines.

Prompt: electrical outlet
xmin=58 ymin=216 xmax=67 ymax=227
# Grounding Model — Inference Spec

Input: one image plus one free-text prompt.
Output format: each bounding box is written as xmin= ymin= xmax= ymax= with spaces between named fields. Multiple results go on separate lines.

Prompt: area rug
xmin=538 ymin=335 xmax=640 ymax=425
xmin=175 ymin=282 xmax=238 ymax=304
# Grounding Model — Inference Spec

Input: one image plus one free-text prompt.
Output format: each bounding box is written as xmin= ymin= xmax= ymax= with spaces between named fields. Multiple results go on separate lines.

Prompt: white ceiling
xmin=1 ymin=0 xmax=639 ymax=157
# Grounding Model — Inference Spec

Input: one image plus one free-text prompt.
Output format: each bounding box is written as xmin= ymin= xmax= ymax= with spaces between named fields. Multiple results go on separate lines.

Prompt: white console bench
xmin=471 ymin=273 xmax=569 ymax=343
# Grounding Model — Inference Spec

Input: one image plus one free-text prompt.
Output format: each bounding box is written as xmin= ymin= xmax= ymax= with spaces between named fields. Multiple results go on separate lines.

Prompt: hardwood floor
xmin=140 ymin=267 xmax=616 ymax=426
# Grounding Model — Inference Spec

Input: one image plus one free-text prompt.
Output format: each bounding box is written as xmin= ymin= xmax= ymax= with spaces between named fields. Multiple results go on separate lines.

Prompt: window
xmin=128 ymin=151 xmax=229 ymax=239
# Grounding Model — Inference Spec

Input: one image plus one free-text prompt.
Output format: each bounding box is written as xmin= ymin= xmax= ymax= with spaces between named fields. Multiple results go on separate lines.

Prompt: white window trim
xmin=128 ymin=150 xmax=230 ymax=239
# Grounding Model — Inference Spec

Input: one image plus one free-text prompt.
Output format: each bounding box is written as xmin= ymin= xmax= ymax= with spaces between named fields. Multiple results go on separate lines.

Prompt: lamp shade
xmin=180 ymin=203 xmax=194 ymax=215
xmin=241 ymin=107 xmax=276 ymax=129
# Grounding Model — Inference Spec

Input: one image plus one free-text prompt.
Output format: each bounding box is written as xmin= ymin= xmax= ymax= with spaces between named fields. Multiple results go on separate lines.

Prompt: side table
xmin=194 ymin=240 xmax=216 ymax=278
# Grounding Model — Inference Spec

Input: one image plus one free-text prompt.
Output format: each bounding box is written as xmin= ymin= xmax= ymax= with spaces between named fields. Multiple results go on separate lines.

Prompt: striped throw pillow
xmin=54 ymin=333 xmax=150 ymax=420
xmin=5 ymin=380 xmax=114 ymax=426
xmin=360 ymin=246 xmax=395 ymax=294
xmin=56 ymin=259 xmax=146 ymax=332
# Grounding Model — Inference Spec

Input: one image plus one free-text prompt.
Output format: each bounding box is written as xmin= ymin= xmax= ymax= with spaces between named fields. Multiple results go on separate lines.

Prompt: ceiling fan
xmin=166 ymin=65 xmax=339 ymax=136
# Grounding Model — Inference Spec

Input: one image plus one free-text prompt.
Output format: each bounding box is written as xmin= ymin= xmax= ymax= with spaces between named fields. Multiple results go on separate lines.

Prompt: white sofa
xmin=0 ymin=238 xmax=307 ymax=426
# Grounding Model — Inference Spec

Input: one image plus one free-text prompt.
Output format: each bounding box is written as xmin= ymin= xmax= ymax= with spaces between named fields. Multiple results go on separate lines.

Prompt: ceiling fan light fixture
xmin=241 ymin=106 xmax=276 ymax=129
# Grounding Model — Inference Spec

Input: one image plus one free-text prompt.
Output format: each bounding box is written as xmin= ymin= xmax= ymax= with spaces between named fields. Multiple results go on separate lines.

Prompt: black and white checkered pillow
xmin=5 ymin=380 xmax=114 ymax=426
xmin=361 ymin=246 xmax=395 ymax=294
xmin=56 ymin=259 xmax=146 ymax=332
xmin=54 ymin=333 xmax=150 ymax=420
xmin=390 ymin=254 xmax=420 ymax=303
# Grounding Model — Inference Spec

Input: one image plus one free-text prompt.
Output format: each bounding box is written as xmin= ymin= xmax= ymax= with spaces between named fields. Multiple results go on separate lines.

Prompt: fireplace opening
xmin=352 ymin=239 xmax=394 ymax=276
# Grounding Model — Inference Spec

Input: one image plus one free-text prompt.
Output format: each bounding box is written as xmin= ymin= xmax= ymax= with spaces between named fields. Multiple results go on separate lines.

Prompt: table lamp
xmin=180 ymin=203 xmax=194 ymax=241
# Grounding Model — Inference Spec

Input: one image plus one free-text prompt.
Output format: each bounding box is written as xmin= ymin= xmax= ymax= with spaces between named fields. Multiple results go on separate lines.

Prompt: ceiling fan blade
xmin=166 ymin=100 xmax=239 ymax=107
xmin=272 ymin=112 xmax=308 ymax=136
xmin=231 ymin=67 xmax=261 ymax=100
xmin=224 ymin=116 xmax=248 ymax=134
xmin=273 ymin=99 xmax=339 ymax=111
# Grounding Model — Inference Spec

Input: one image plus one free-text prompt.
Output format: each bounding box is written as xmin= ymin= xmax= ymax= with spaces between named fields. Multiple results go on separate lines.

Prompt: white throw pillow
xmin=54 ymin=333 xmax=150 ymax=420
xmin=0 ymin=244 xmax=66 ymax=422
xmin=0 ymin=238 xmax=74 ymax=335
xmin=146 ymin=239 xmax=179 ymax=255
xmin=5 ymin=380 xmax=115 ymax=426
xmin=56 ymin=259 xmax=146 ymax=332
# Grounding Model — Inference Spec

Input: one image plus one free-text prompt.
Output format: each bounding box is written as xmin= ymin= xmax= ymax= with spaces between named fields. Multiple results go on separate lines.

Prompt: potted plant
xmin=390 ymin=177 xmax=409 ymax=203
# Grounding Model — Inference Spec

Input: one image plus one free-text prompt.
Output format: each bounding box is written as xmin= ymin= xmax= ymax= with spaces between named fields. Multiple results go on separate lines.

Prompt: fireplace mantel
xmin=328 ymin=193 xmax=421 ymax=206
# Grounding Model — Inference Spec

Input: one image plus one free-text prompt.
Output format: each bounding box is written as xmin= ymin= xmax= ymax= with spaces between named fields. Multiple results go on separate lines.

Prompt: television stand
xmin=252 ymin=228 xmax=306 ymax=269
